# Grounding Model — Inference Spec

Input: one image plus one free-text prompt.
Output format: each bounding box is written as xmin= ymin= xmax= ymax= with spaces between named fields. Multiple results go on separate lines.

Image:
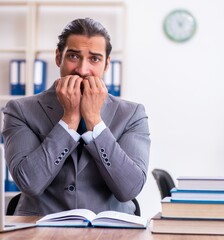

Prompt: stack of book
xmin=150 ymin=176 xmax=224 ymax=235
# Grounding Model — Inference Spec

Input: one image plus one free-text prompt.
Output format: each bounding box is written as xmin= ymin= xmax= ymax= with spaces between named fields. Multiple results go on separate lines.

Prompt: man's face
xmin=55 ymin=34 xmax=110 ymax=79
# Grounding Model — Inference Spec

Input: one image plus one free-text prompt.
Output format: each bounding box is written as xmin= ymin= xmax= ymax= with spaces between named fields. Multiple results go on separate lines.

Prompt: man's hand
xmin=56 ymin=75 xmax=83 ymax=130
xmin=80 ymin=76 xmax=108 ymax=131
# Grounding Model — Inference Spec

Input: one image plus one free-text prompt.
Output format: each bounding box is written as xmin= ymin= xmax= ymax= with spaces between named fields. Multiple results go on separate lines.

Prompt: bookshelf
xmin=0 ymin=0 xmax=126 ymax=197
xmin=0 ymin=0 xmax=126 ymax=106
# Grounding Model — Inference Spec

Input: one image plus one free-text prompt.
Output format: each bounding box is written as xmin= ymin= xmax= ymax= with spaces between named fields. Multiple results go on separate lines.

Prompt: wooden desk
xmin=0 ymin=216 xmax=224 ymax=240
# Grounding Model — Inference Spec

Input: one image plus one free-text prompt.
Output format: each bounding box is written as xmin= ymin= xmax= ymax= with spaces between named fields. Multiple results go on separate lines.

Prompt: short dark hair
xmin=57 ymin=18 xmax=112 ymax=61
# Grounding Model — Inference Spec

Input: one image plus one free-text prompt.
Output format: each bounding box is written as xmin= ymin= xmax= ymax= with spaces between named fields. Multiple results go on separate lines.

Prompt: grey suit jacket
xmin=2 ymin=83 xmax=150 ymax=216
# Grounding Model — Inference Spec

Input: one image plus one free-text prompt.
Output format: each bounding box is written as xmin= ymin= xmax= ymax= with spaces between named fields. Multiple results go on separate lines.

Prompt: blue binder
xmin=0 ymin=109 xmax=3 ymax=144
xmin=10 ymin=59 xmax=26 ymax=95
xmin=5 ymin=166 xmax=19 ymax=192
xmin=104 ymin=60 xmax=122 ymax=96
xmin=34 ymin=59 xmax=47 ymax=94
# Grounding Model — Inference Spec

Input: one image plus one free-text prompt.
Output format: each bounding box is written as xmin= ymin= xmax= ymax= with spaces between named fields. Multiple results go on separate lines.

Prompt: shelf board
xmin=0 ymin=95 xmax=24 ymax=107
xmin=0 ymin=48 xmax=26 ymax=53
xmin=0 ymin=0 xmax=125 ymax=7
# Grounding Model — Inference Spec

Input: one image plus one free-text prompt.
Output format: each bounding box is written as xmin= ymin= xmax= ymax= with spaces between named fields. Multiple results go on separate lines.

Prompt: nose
xmin=75 ymin=60 xmax=90 ymax=77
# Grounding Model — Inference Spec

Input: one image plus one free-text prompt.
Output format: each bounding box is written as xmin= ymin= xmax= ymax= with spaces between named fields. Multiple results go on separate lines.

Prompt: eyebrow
xmin=66 ymin=49 xmax=104 ymax=58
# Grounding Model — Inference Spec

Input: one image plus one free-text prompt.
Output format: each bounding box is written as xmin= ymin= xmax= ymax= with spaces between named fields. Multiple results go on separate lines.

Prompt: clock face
xmin=163 ymin=9 xmax=196 ymax=42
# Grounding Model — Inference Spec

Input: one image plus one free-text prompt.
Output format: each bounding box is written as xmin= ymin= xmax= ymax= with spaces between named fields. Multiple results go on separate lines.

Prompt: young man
xmin=2 ymin=18 xmax=150 ymax=216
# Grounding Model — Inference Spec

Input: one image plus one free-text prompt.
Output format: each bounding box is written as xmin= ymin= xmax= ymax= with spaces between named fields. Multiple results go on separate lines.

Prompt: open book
xmin=36 ymin=209 xmax=148 ymax=229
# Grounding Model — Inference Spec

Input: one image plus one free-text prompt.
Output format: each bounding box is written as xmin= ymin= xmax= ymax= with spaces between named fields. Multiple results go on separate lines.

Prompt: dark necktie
xmin=77 ymin=118 xmax=86 ymax=159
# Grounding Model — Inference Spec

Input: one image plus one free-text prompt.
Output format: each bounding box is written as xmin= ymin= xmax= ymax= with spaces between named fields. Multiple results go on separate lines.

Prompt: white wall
xmin=123 ymin=0 xmax=224 ymax=218
xmin=2 ymin=0 xmax=224 ymax=220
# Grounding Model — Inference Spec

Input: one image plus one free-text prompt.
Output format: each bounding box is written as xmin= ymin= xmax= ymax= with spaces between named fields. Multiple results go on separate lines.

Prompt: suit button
xmin=100 ymin=148 xmax=105 ymax=153
xmin=64 ymin=148 xmax=69 ymax=153
xmin=67 ymin=185 xmax=76 ymax=192
xmin=55 ymin=160 xmax=60 ymax=165
xmin=104 ymin=157 xmax=109 ymax=162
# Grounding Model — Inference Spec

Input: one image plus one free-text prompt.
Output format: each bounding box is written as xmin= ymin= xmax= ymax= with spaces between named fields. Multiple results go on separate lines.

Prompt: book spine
xmin=171 ymin=198 xmax=224 ymax=204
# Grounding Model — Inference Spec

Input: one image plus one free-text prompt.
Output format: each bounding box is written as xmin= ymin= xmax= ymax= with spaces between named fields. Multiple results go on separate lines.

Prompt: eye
xmin=91 ymin=56 xmax=101 ymax=63
xmin=67 ymin=53 xmax=79 ymax=61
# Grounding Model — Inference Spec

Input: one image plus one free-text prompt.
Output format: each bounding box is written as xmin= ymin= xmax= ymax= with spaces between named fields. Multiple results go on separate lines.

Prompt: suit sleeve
xmin=2 ymin=99 xmax=77 ymax=196
xmin=85 ymin=104 xmax=150 ymax=202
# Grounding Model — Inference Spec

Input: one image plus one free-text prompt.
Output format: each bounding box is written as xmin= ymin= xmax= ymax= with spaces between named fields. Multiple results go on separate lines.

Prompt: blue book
xmin=10 ymin=59 xmax=25 ymax=95
xmin=104 ymin=60 xmax=122 ymax=96
xmin=171 ymin=187 xmax=224 ymax=201
xmin=162 ymin=196 xmax=224 ymax=219
xmin=34 ymin=59 xmax=47 ymax=94
xmin=177 ymin=176 xmax=224 ymax=190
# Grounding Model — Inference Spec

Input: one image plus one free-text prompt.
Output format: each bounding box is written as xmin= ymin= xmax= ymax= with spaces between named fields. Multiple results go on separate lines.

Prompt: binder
xmin=9 ymin=59 xmax=26 ymax=95
xmin=19 ymin=60 xmax=26 ymax=95
xmin=34 ymin=59 xmax=47 ymax=94
xmin=5 ymin=166 xmax=19 ymax=192
xmin=0 ymin=109 xmax=4 ymax=144
xmin=10 ymin=59 xmax=47 ymax=95
xmin=104 ymin=61 xmax=113 ymax=91
xmin=0 ymin=143 xmax=19 ymax=192
xmin=104 ymin=60 xmax=122 ymax=96
xmin=111 ymin=60 xmax=122 ymax=96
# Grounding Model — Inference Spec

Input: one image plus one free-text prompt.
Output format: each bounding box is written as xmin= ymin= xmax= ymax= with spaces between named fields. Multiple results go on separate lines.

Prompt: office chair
xmin=151 ymin=168 xmax=175 ymax=199
xmin=132 ymin=198 xmax=141 ymax=216
xmin=6 ymin=193 xmax=21 ymax=215
xmin=6 ymin=193 xmax=141 ymax=217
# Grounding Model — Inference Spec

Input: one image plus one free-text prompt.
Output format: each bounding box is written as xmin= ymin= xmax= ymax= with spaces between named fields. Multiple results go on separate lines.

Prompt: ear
xmin=55 ymin=48 xmax=61 ymax=67
xmin=104 ymin=57 xmax=111 ymax=72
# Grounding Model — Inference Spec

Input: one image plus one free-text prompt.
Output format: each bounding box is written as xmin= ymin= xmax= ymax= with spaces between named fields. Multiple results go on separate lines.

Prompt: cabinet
xmin=0 ymin=0 xmax=126 ymax=107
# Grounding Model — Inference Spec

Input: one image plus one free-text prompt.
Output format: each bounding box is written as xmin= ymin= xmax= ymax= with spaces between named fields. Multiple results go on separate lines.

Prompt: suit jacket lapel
xmin=101 ymin=95 xmax=119 ymax=126
xmin=38 ymin=83 xmax=64 ymax=127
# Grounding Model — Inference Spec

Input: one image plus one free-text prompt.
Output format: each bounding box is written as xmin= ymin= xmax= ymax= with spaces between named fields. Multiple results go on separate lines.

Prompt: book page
xmin=37 ymin=209 xmax=96 ymax=223
xmin=92 ymin=211 xmax=148 ymax=227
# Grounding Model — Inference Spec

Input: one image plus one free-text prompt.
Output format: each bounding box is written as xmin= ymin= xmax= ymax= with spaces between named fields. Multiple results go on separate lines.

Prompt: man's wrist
xmin=59 ymin=120 xmax=80 ymax=141
xmin=82 ymin=121 xmax=106 ymax=144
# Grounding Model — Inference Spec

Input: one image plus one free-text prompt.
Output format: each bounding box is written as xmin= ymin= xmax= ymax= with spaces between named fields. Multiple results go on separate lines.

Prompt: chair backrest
xmin=152 ymin=168 xmax=175 ymax=199
xmin=6 ymin=193 xmax=21 ymax=215
xmin=7 ymin=194 xmax=141 ymax=216
xmin=132 ymin=198 xmax=141 ymax=216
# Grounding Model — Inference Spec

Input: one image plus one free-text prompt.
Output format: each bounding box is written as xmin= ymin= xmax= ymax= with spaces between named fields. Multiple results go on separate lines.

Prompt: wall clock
xmin=163 ymin=9 xmax=197 ymax=43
